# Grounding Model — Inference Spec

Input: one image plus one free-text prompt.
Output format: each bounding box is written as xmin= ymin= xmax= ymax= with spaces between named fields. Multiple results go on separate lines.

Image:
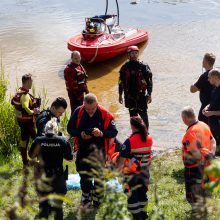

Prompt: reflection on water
xmin=1 ymin=0 xmax=220 ymax=152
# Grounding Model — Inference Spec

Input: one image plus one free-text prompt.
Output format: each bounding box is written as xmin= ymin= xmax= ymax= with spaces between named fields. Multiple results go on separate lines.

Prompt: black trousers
xmin=209 ymin=122 xmax=220 ymax=155
xmin=76 ymin=145 xmax=105 ymax=207
xmin=129 ymin=108 xmax=149 ymax=129
xmin=198 ymin=105 xmax=209 ymax=125
xmin=18 ymin=121 xmax=36 ymax=164
xmin=125 ymin=93 xmax=149 ymax=129
xmin=37 ymin=172 xmax=67 ymax=220
xmin=124 ymin=169 xmax=149 ymax=220
xmin=184 ymin=166 xmax=204 ymax=205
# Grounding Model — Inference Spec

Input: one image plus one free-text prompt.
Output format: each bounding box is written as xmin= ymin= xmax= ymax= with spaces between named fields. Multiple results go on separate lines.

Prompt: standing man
xmin=190 ymin=53 xmax=215 ymax=124
xmin=203 ymin=69 xmax=220 ymax=156
xmin=36 ymin=97 xmax=67 ymax=136
xmin=29 ymin=118 xmax=73 ymax=220
xmin=118 ymin=45 xmax=153 ymax=129
xmin=181 ymin=107 xmax=216 ymax=215
xmin=11 ymin=73 xmax=40 ymax=165
xmin=67 ymin=93 xmax=118 ymax=208
xmin=64 ymin=51 xmax=89 ymax=114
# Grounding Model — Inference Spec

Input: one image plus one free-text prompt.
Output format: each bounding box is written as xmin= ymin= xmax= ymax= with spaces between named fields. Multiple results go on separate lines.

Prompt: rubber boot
xmin=19 ymin=140 xmax=28 ymax=165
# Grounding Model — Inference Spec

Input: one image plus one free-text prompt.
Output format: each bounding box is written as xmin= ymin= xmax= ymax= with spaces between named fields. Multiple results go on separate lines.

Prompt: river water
xmin=1 ymin=0 xmax=220 ymax=152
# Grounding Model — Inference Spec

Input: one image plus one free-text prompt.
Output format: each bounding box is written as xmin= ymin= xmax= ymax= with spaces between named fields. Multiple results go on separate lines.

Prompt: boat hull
xmin=67 ymin=29 xmax=148 ymax=63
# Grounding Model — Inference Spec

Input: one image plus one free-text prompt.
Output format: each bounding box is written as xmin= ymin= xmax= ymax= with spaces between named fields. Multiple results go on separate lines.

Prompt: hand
xmin=92 ymin=128 xmax=103 ymax=137
xmin=147 ymin=96 xmax=152 ymax=104
xmin=202 ymin=110 xmax=213 ymax=117
xmin=81 ymin=131 xmax=92 ymax=140
xmin=33 ymin=108 xmax=40 ymax=115
xmin=119 ymin=95 xmax=123 ymax=104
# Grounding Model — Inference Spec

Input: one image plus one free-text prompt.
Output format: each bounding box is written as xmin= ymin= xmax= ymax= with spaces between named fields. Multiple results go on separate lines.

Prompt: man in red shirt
xmin=64 ymin=51 xmax=89 ymax=114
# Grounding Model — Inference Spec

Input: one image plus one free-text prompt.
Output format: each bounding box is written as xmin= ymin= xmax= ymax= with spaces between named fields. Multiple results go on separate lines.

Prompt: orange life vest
xmin=11 ymin=87 xmax=34 ymax=122
xmin=123 ymin=133 xmax=153 ymax=174
xmin=74 ymin=105 xmax=116 ymax=160
xmin=182 ymin=121 xmax=213 ymax=168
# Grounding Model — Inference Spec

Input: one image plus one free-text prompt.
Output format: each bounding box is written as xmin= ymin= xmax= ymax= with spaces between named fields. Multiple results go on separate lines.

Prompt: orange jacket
xmin=123 ymin=133 xmax=153 ymax=174
xmin=182 ymin=121 xmax=213 ymax=168
xmin=74 ymin=105 xmax=116 ymax=160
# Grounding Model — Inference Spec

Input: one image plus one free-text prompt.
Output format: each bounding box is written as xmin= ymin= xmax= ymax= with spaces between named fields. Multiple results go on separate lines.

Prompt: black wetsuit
xmin=119 ymin=60 xmax=153 ymax=128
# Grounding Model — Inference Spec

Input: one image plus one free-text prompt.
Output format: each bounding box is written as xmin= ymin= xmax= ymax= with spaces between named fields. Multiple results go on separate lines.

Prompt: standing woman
xmin=117 ymin=116 xmax=153 ymax=220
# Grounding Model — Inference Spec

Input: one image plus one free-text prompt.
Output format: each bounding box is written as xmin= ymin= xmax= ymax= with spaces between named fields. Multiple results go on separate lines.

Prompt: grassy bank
xmin=0 ymin=150 xmax=219 ymax=220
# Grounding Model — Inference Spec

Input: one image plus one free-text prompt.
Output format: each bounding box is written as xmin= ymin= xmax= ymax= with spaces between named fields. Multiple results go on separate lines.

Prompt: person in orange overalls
xmin=64 ymin=51 xmax=89 ymax=114
xmin=181 ymin=106 xmax=216 ymax=210
xmin=115 ymin=116 xmax=153 ymax=220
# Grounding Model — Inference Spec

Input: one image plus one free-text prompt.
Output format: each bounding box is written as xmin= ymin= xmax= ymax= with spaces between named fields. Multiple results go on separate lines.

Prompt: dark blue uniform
xmin=67 ymin=106 xmax=118 ymax=207
xmin=194 ymin=70 xmax=214 ymax=124
xmin=36 ymin=109 xmax=59 ymax=136
xmin=29 ymin=133 xmax=73 ymax=220
xmin=208 ymin=86 xmax=220 ymax=154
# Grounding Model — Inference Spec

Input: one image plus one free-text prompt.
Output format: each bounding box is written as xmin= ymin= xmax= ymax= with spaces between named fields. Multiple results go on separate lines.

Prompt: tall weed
xmin=0 ymin=59 xmax=20 ymax=159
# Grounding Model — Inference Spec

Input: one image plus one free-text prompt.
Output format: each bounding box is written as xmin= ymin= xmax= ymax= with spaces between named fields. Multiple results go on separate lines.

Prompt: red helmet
xmin=127 ymin=45 xmax=139 ymax=53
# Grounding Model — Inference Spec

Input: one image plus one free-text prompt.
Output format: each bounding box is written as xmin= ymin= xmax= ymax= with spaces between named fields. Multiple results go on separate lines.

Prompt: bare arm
xmin=210 ymin=136 xmax=216 ymax=155
xmin=190 ymin=85 xmax=199 ymax=93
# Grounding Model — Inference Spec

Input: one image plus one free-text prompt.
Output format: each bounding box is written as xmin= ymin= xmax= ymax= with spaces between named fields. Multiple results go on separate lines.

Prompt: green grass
xmin=0 ymin=150 xmax=219 ymax=220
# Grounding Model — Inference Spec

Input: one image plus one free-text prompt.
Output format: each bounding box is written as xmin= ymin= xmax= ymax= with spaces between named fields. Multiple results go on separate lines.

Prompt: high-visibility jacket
xmin=74 ymin=105 xmax=116 ymax=160
xmin=11 ymin=87 xmax=34 ymax=122
xmin=123 ymin=133 xmax=153 ymax=174
xmin=182 ymin=121 xmax=213 ymax=168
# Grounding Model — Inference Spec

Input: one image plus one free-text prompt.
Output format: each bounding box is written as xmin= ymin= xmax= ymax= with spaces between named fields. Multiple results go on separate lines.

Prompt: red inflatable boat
xmin=67 ymin=0 xmax=148 ymax=63
xmin=67 ymin=21 xmax=148 ymax=63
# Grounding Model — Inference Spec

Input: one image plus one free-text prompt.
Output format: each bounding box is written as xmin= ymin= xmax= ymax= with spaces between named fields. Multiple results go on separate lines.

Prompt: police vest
xmin=123 ymin=133 xmax=153 ymax=174
xmin=123 ymin=62 xmax=147 ymax=93
xmin=11 ymin=87 xmax=34 ymax=122
xmin=74 ymin=105 xmax=116 ymax=160
xmin=182 ymin=121 xmax=213 ymax=168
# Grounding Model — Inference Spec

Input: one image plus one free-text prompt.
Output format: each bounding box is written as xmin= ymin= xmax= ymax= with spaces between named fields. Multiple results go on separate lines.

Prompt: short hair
xmin=181 ymin=106 xmax=196 ymax=119
xmin=84 ymin=93 xmax=98 ymax=105
xmin=71 ymin=51 xmax=81 ymax=59
xmin=45 ymin=117 xmax=58 ymax=134
xmin=204 ymin=53 xmax=216 ymax=66
xmin=51 ymin=97 xmax=67 ymax=109
xmin=209 ymin=68 xmax=220 ymax=80
xmin=22 ymin=73 xmax=32 ymax=84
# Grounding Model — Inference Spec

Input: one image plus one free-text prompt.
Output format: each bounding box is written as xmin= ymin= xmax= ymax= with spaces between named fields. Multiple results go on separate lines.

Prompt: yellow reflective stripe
xmin=131 ymin=147 xmax=151 ymax=153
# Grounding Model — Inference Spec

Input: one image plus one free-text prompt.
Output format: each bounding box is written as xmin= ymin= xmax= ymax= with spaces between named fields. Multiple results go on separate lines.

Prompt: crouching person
xmin=114 ymin=116 xmax=153 ymax=220
xmin=29 ymin=118 xmax=73 ymax=220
